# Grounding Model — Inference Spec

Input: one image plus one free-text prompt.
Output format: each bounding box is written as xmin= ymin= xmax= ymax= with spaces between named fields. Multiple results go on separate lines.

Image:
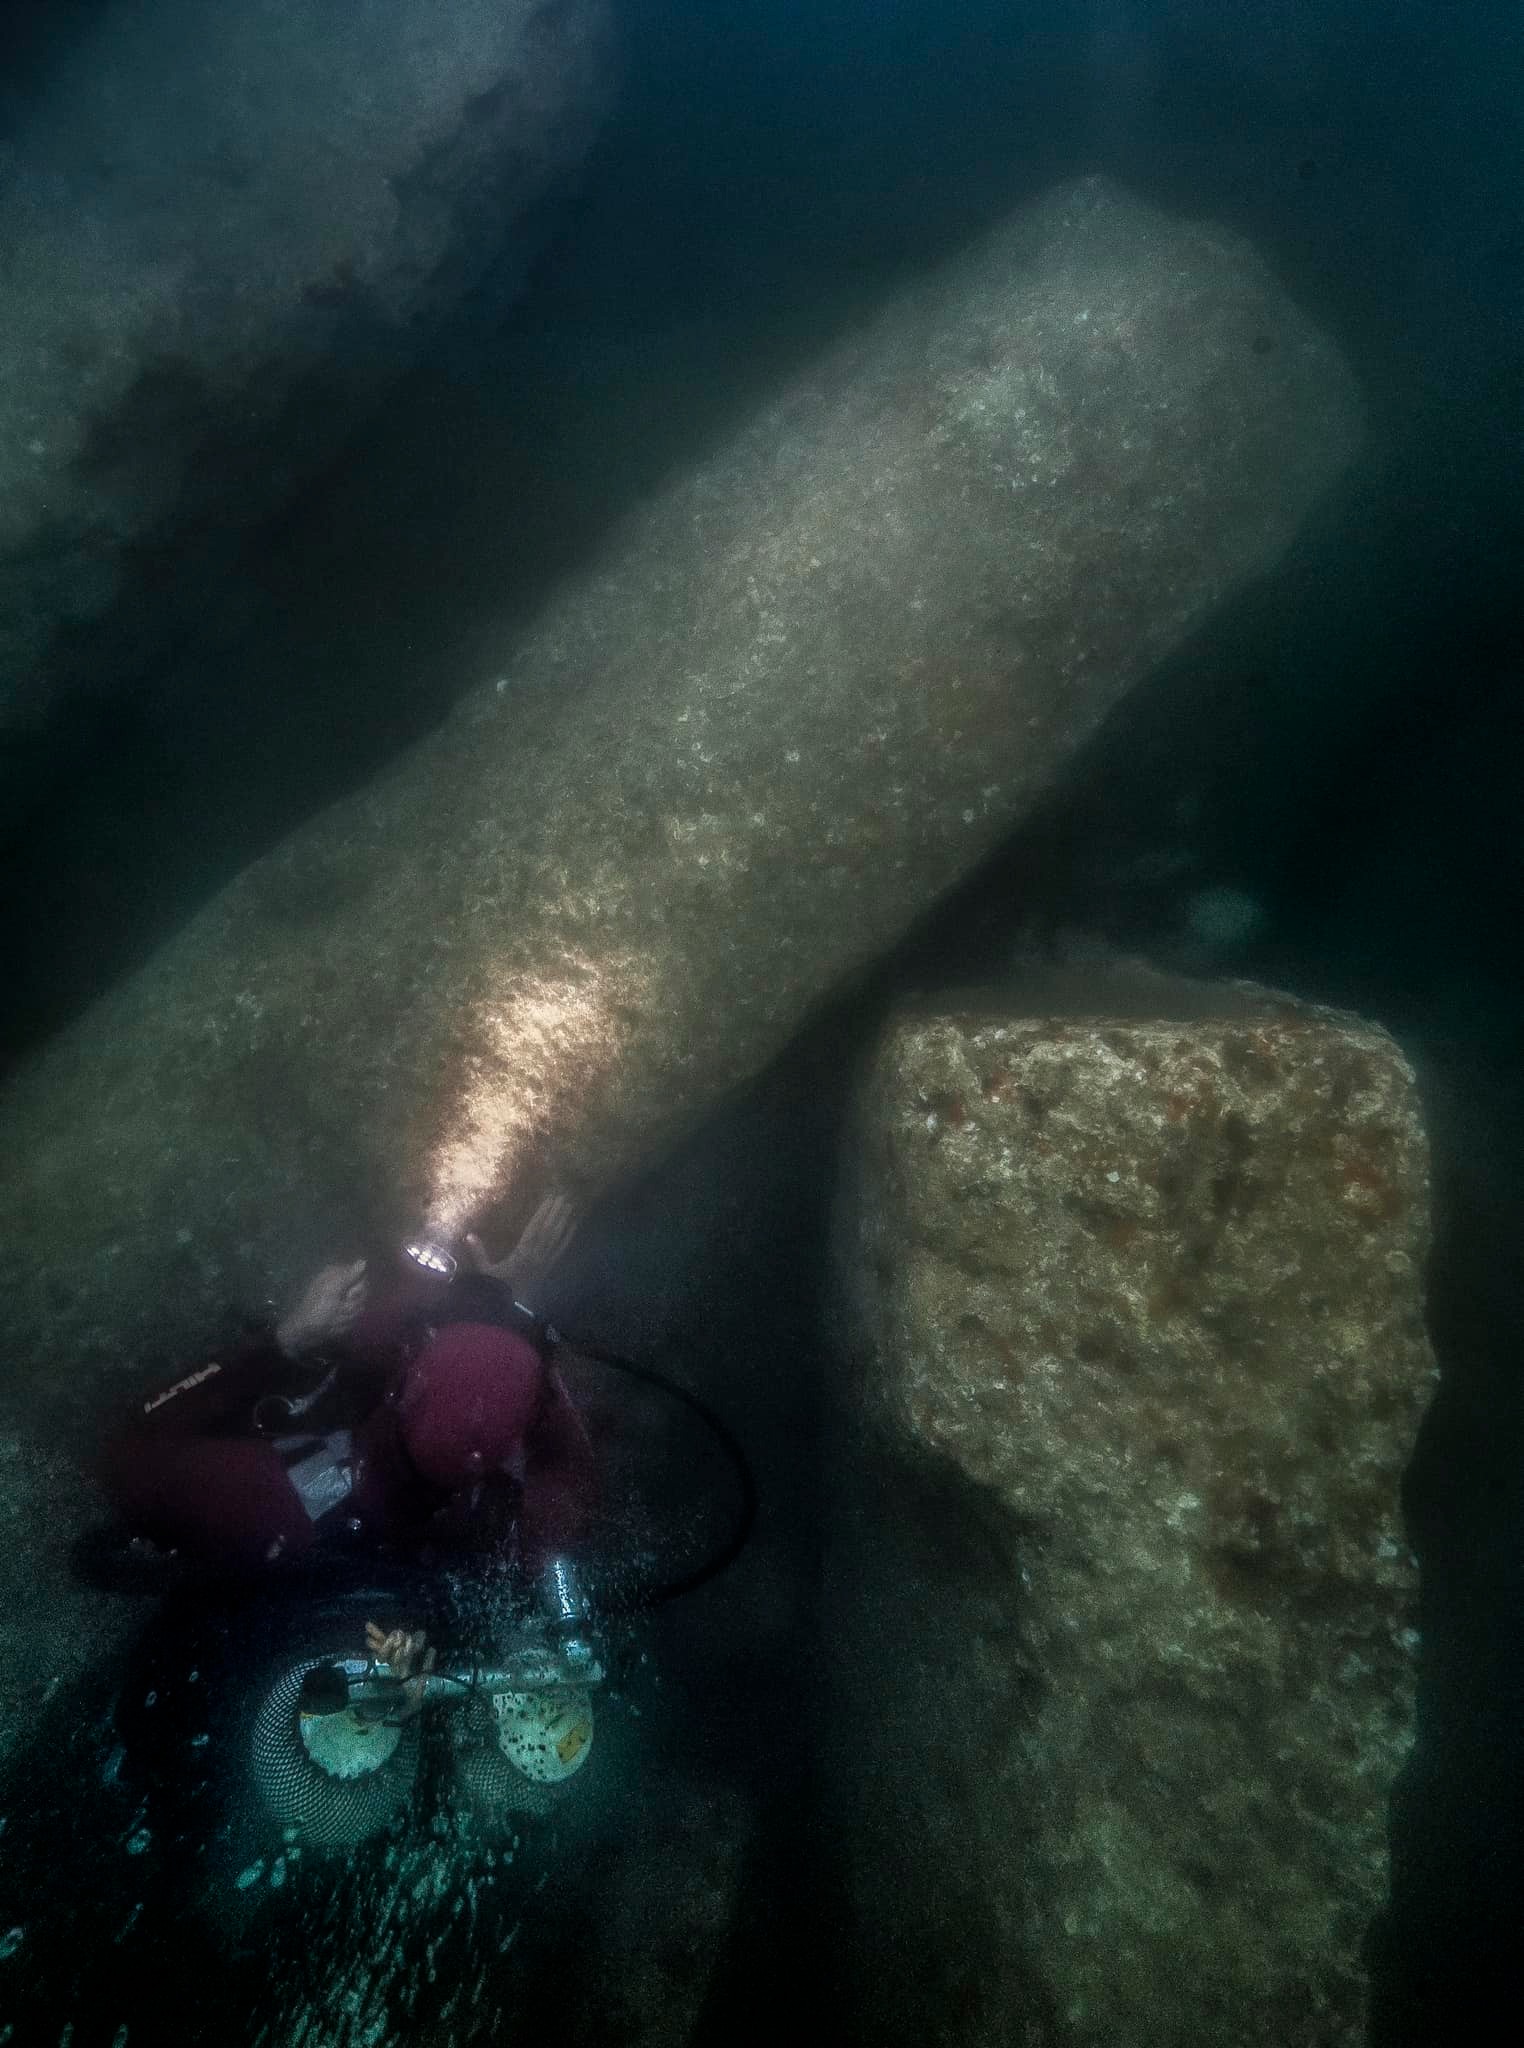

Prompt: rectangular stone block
xmin=831 ymin=981 xmax=1435 ymax=2048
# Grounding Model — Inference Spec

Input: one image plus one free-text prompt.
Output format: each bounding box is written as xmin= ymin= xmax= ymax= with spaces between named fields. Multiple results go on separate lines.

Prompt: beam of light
xmin=421 ymin=953 xmax=652 ymax=1241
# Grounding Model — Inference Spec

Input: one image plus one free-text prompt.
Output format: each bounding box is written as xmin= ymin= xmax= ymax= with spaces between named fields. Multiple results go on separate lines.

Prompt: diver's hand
xmin=465 ymin=1194 xmax=580 ymax=1303
xmin=365 ymin=1622 xmax=435 ymax=1718
xmin=276 ymin=1258 xmax=369 ymax=1358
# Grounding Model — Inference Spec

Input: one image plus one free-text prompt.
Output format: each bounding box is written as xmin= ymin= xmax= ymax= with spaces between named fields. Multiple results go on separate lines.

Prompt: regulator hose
xmin=554 ymin=1334 xmax=758 ymax=1607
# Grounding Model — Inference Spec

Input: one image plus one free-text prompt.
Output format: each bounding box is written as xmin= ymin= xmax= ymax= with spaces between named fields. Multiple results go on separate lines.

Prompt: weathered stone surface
xmin=554 ymin=1775 xmax=753 ymax=2048
xmin=829 ymin=978 xmax=1434 ymax=2047
xmin=0 ymin=178 xmax=1356 ymax=1743
xmin=0 ymin=1432 xmax=119 ymax=1770
xmin=0 ymin=0 xmax=613 ymax=754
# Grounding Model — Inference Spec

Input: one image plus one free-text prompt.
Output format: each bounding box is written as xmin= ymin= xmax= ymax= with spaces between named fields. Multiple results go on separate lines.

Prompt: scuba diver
xmin=91 ymin=1197 xmax=613 ymax=1848
xmin=98 ymin=1195 xmax=593 ymax=1612
xmin=86 ymin=1195 xmax=754 ymax=1856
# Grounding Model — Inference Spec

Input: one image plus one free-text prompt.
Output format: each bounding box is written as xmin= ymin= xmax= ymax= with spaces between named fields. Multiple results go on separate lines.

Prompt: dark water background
xmin=0 ymin=1 xmax=1521 ymax=2042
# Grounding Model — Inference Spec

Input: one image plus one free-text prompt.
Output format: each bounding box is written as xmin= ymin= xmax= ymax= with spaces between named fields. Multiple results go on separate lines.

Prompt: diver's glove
xmin=276 ymin=1259 xmax=370 ymax=1358
xmin=463 ymin=1193 xmax=580 ymax=1310
xmin=364 ymin=1622 xmax=436 ymax=1721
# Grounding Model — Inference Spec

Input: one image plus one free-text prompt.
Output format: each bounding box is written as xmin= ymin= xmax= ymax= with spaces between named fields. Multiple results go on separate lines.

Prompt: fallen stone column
xmin=828 ymin=980 xmax=1435 ymax=2048
xmin=0 ymin=176 xmax=1358 ymax=1744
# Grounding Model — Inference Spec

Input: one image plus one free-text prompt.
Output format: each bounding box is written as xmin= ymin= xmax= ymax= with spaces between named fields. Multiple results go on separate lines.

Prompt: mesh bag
xmin=250 ymin=1658 xmax=420 ymax=1849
